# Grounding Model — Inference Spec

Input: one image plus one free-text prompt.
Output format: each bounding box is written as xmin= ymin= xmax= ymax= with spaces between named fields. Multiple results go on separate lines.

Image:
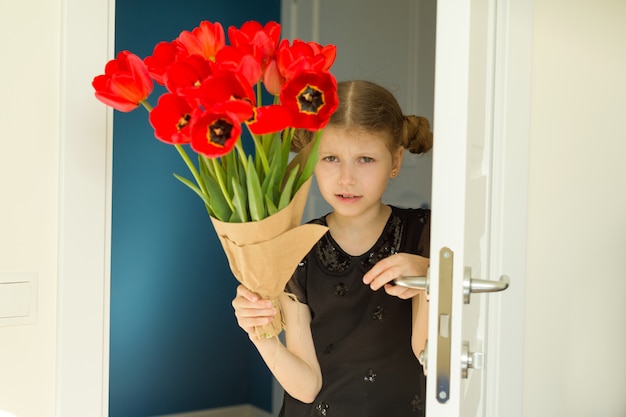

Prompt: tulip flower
xmin=277 ymin=39 xmax=336 ymax=80
xmin=190 ymin=100 xmax=253 ymax=158
xmin=149 ymin=93 xmax=194 ymax=144
xmin=92 ymin=51 xmax=153 ymax=112
xmin=228 ymin=21 xmax=280 ymax=73
xmin=264 ymin=39 xmax=336 ymax=95
xmin=246 ymin=104 xmax=291 ymax=135
xmin=163 ymin=54 xmax=212 ymax=98
xmin=177 ymin=20 xmax=226 ymax=61
xmin=144 ymin=41 xmax=179 ymax=85
xmin=280 ymin=70 xmax=338 ymax=130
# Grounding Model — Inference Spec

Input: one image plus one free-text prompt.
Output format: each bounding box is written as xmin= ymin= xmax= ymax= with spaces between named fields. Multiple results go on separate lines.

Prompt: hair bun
xmin=404 ymin=115 xmax=433 ymax=154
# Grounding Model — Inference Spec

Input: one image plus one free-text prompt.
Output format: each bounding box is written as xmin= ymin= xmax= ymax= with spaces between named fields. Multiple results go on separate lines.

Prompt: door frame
xmin=56 ymin=0 xmax=113 ymax=415
xmin=55 ymin=0 xmax=532 ymax=416
xmin=482 ymin=0 xmax=532 ymax=415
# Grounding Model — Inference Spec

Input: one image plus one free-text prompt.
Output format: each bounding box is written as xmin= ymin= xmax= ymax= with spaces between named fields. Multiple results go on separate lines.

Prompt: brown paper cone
xmin=211 ymin=178 xmax=328 ymax=338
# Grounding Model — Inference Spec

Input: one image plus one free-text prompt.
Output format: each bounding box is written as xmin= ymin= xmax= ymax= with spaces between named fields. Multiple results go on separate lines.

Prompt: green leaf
xmin=280 ymin=128 xmax=293 ymax=172
xmin=294 ymin=130 xmax=322 ymax=194
xmin=202 ymin=156 xmax=235 ymax=213
xmin=173 ymin=173 xmax=212 ymax=211
xmin=228 ymin=211 xmax=241 ymax=223
xmin=264 ymin=195 xmax=278 ymax=216
xmin=225 ymin=150 xmax=239 ymax=196
xmin=261 ymin=152 xmax=281 ymax=207
xmin=231 ymin=176 xmax=248 ymax=223
xmin=246 ymin=155 xmax=266 ymax=222
xmin=174 ymin=144 xmax=206 ymax=196
xmin=203 ymin=174 xmax=233 ymax=221
xmin=251 ymin=134 xmax=270 ymax=179
xmin=200 ymin=154 xmax=216 ymax=178
xmin=266 ymin=131 xmax=282 ymax=165
xmin=278 ymin=164 xmax=299 ymax=211
xmin=258 ymin=132 xmax=284 ymax=207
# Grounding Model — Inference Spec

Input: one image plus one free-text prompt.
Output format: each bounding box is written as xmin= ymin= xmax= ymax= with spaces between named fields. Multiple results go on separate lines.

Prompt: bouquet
xmin=92 ymin=20 xmax=335 ymax=337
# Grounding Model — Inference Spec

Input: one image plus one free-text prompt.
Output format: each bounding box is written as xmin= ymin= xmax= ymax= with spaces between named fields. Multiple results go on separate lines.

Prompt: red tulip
xmin=163 ymin=54 xmax=212 ymax=98
xmin=190 ymin=101 xmax=253 ymax=158
xmin=144 ymin=41 xmax=179 ymax=86
xmin=197 ymin=70 xmax=256 ymax=109
xmin=148 ymin=93 xmax=194 ymax=145
xmin=228 ymin=21 xmax=280 ymax=72
xmin=92 ymin=51 xmax=154 ymax=112
xmin=264 ymin=39 xmax=336 ymax=96
xmin=246 ymin=105 xmax=291 ymax=135
xmin=276 ymin=39 xmax=336 ymax=80
xmin=177 ymin=21 xmax=225 ymax=61
xmin=280 ymin=70 xmax=338 ymax=130
xmin=263 ymin=59 xmax=283 ymax=96
xmin=214 ymin=48 xmax=262 ymax=87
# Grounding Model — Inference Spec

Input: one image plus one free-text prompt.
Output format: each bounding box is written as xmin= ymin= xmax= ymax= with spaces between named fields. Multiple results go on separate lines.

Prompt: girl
xmin=232 ymin=80 xmax=432 ymax=417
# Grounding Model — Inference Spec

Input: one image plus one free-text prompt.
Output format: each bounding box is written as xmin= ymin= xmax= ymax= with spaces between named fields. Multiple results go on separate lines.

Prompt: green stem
xmin=248 ymin=130 xmax=270 ymax=176
xmin=174 ymin=144 xmax=206 ymax=195
xmin=140 ymin=100 xmax=153 ymax=112
xmin=256 ymin=82 xmax=263 ymax=107
xmin=208 ymin=157 xmax=236 ymax=212
xmin=234 ymin=139 xmax=248 ymax=173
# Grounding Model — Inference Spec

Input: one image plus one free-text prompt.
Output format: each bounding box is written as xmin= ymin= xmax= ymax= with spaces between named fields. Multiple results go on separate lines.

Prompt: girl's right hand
xmin=232 ymin=285 xmax=277 ymax=340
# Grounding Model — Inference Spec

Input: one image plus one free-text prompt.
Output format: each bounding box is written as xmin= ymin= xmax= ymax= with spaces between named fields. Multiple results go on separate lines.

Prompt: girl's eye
xmin=322 ymin=155 xmax=338 ymax=162
xmin=360 ymin=156 xmax=374 ymax=163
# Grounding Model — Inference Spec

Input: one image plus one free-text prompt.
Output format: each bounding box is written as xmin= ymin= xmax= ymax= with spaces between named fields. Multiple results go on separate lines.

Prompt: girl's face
xmin=315 ymin=125 xmax=403 ymax=219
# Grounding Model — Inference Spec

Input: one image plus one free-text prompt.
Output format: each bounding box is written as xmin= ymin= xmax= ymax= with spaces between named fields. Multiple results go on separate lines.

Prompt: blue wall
xmin=110 ymin=1 xmax=280 ymax=416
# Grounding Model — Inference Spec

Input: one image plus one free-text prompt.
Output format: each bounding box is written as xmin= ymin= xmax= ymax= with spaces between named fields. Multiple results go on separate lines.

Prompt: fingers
xmin=232 ymin=285 xmax=277 ymax=336
xmin=363 ymin=254 xmax=404 ymax=290
xmin=236 ymin=284 xmax=261 ymax=302
xmin=383 ymin=283 xmax=421 ymax=300
xmin=363 ymin=253 xmax=429 ymax=293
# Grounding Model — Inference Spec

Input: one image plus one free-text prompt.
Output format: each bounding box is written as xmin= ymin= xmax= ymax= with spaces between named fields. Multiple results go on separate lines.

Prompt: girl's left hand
xmin=363 ymin=253 xmax=429 ymax=299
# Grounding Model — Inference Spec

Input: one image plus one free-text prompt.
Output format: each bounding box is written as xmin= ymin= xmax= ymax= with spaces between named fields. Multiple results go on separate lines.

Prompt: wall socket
xmin=0 ymin=271 xmax=38 ymax=327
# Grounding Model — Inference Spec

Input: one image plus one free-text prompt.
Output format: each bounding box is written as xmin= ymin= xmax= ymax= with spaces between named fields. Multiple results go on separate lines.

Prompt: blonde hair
xmin=292 ymin=80 xmax=433 ymax=154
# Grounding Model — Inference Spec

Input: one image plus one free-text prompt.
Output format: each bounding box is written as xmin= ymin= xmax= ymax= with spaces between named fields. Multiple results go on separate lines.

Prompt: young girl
xmin=232 ymin=80 xmax=432 ymax=417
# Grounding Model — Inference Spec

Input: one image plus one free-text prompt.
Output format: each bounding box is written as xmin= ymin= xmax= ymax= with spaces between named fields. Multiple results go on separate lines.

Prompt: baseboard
xmin=153 ymin=404 xmax=273 ymax=417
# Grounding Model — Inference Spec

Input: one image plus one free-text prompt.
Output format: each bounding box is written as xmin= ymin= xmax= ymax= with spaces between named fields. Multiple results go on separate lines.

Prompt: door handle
xmin=394 ymin=271 xmax=429 ymax=292
xmin=463 ymin=267 xmax=509 ymax=304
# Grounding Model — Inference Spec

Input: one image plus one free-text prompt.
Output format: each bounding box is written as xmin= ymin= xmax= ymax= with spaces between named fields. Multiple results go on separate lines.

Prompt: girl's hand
xmin=232 ymin=285 xmax=277 ymax=340
xmin=363 ymin=253 xmax=429 ymax=299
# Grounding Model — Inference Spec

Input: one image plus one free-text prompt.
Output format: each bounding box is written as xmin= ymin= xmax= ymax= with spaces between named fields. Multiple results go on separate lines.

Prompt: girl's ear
xmin=391 ymin=147 xmax=404 ymax=176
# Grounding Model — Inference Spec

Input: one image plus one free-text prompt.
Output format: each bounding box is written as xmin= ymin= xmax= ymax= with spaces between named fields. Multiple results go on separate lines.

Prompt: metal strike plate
xmin=436 ymin=247 xmax=453 ymax=403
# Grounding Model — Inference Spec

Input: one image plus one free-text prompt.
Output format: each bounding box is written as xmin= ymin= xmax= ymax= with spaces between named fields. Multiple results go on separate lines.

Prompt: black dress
xmin=280 ymin=206 xmax=430 ymax=417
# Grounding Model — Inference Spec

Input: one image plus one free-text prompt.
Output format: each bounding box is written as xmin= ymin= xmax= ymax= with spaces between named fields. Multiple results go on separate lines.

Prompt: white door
xmin=424 ymin=0 xmax=530 ymax=416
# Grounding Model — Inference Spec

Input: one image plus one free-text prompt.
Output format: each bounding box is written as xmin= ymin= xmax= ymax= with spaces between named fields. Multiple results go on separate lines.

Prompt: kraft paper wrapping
xmin=210 ymin=178 xmax=328 ymax=338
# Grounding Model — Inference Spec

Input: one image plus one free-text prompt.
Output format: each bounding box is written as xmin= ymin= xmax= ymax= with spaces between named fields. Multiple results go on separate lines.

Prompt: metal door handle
xmin=463 ymin=267 xmax=509 ymax=304
xmin=394 ymin=274 xmax=429 ymax=291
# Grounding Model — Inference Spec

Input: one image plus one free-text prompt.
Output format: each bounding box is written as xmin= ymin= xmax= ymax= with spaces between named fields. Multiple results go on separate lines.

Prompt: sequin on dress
xmin=280 ymin=206 xmax=430 ymax=417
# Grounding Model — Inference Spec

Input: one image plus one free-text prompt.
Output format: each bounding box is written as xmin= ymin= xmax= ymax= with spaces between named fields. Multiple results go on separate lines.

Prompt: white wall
xmin=0 ymin=1 xmax=110 ymax=416
xmin=524 ymin=1 xmax=626 ymax=415
xmin=0 ymin=1 xmax=62 ymax=416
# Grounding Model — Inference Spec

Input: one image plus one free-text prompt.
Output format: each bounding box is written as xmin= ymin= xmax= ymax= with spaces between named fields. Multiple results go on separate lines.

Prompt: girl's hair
xmin=291 ymin=80 xmax=433 ymax=154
